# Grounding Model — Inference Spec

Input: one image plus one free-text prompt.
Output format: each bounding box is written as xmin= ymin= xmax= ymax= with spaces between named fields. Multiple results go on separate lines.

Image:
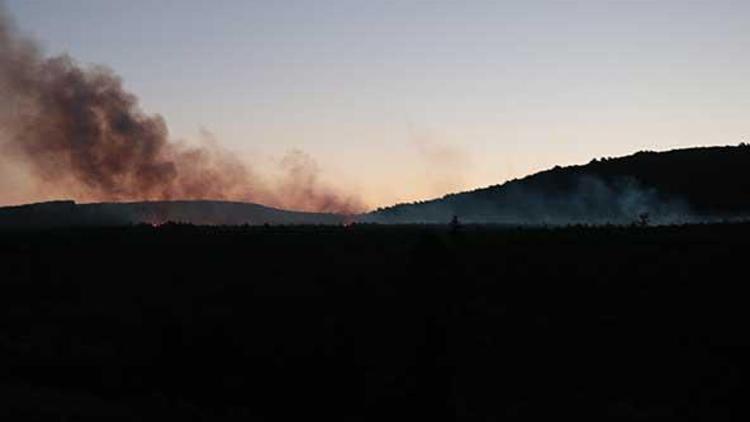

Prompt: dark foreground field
xmin=1 ymin=223 xmax=749 ymax=420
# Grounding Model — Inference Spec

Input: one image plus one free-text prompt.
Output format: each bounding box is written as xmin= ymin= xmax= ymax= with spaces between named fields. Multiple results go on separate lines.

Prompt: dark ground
xmin=1 ymin=223 xmax=749 ymax=420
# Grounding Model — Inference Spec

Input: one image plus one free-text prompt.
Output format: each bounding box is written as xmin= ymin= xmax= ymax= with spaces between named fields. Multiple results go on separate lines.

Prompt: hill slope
xmin=364 ymin=145 xmax=750 ymax=224
xmin=0 ymin=200 xmax=345 ymax=228
xmin=3 ymin=145 xmax=749 ymax=227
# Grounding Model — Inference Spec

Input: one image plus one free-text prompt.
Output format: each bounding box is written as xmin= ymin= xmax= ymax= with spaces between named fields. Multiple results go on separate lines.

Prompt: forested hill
xmin=364 ymin=144 xmax=750 ymax=224
xmin=3 ymin=145 xmax=749 ymax=228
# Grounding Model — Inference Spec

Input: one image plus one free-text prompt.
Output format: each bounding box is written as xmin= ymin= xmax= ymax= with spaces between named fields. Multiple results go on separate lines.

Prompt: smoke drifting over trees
xmin=366 ymin=174 xmax=693 ymax=225
xmin=366 ymin=145 xmax=750 ymax=225
xmin=0 ymin=9 xmax=362 ymax=213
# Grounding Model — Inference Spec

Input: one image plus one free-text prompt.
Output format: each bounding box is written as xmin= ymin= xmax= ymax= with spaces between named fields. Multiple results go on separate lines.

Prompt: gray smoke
xmin=0 ymin=8 xmax=363 ymax=214
xmin=363 ymin=175 xmax=697 ymax=225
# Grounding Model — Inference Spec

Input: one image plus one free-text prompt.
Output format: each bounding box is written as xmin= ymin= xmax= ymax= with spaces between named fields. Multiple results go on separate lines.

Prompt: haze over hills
xmin=364 ymin=144 xmax=750 ymax=225
xmin=0 ymin=200 xmax=346 ymax=229
xmin=1 ymin=144 xmax=749 ymax=227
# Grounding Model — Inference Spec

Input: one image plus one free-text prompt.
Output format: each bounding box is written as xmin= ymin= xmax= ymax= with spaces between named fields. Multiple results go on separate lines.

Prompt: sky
xmin=3 ymin=0 xmax=749 ymax=209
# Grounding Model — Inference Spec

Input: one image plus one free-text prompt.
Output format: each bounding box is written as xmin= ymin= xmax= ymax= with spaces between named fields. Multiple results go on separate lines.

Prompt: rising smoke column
xmin=0 ymin=8 xmax=362 ymax=213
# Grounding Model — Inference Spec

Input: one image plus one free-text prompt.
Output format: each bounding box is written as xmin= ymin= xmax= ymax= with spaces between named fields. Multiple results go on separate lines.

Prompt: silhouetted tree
xmin=450 ymin=215 xmax=461 ymax=232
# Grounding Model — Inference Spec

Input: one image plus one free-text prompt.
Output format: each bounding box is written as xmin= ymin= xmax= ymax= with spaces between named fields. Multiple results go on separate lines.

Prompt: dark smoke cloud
xmin=0 ymin=8 xmax=363 ymax=214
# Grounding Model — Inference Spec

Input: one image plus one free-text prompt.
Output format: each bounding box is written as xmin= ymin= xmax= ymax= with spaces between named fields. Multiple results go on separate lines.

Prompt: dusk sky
xmin=3 ymin=0 xmax=749 ymax=209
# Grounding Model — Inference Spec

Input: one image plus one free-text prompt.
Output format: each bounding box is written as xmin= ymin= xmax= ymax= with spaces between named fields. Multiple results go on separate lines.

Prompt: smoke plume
xmin=410 ymin=127 xmax=472 ymax=196
xmin=0 ymin=9 xmax=362 ymax=214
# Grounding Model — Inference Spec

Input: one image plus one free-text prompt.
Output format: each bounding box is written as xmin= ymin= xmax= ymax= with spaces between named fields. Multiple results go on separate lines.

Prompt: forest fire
xmin=0 ymin=10 xmax=363 ymax=215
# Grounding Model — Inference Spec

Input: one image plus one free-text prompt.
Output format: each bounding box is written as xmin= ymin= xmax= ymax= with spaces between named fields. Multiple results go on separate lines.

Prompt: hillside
xmin=0 ymin=200 xmax=345 ymax=228
xmin=364 ymin=144 xmax=750 ymax=224
xmin=3 ymin=145 xmax=750 ymax=228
